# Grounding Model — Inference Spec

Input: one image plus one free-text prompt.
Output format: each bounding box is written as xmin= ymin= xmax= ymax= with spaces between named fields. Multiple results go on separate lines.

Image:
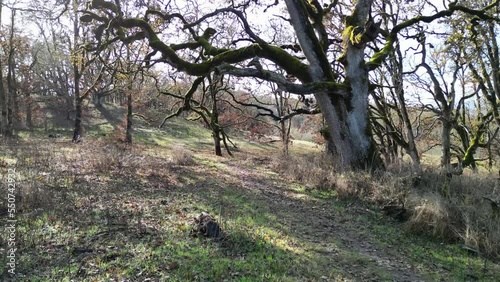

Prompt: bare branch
xmin=216 ymin=64 xmax=349 ymax=96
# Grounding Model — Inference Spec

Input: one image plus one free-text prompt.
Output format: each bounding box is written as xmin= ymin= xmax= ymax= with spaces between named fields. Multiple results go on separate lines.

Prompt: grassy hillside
xmin=1 ymin=107 xmax=499 ymax=281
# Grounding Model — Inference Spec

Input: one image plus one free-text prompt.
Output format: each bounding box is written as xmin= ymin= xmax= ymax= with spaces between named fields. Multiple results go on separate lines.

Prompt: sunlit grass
xmin=1 ymin=117 xmax=499 ymax=281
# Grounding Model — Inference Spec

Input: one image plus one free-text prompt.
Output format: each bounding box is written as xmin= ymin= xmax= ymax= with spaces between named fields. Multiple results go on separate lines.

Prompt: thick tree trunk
xmin=285 ymin=0 xmax=377 ymax=169
xmin=342 ymin=0 xmax=378 ymax=169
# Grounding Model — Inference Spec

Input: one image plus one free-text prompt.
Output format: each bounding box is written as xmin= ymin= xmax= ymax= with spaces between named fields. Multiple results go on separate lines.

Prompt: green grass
xmin=1 ymin=113 xmax=500 ymax=281
xmin=344 ymin=203 xmax=499 ymax=281
xmin=2 ymin=160 xmax=305 ymax=281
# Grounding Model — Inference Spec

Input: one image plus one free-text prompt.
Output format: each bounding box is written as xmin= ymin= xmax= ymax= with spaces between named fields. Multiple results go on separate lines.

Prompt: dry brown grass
xmin=406 ymin=192 xmax=454 ymax=239
xmin=271 ymin=153 xmax=338 ymax=187
xmin=273 ymin=154 xmax=500 ymax=258
xmin=0 ymin=141 xmax=62 ymax=218
xmin=1 ymin=140 xmax=165 ymax=215
xmin=404 ymin=170 xmax=500 ymax=255
xmin=2 ymin=135 xmax=499 ymax=280
xmin=170 ymin=145 xmax=195 ymax=166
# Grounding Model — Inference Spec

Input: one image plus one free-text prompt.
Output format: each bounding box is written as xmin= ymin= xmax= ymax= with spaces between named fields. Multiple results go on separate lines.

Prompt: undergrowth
xmin=0 ymin=139 xmax=305 ymax=281
xmin=273 ymin=153 xmax=500 ymax=259
xmin=1 ymin=135 xmax=499 ymax=281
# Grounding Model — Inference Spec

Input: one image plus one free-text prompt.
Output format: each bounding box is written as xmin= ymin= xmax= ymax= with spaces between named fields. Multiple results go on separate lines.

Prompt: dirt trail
xmin=219 ymin=158 xmax=428 ymax=281
xmin=5 ymin=138 xmax=494 ymax=281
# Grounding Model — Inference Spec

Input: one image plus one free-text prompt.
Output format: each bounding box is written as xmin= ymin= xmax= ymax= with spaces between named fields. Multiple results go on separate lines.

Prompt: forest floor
xmin=0 ymin=116 xmax=500 ymax=281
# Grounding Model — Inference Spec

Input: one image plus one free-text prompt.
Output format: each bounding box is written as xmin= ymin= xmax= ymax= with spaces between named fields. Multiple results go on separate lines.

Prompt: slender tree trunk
xmin=66 ymin=94 xmax=73 ymax=120
xmin=211 ymin=105 xmax=222 ymax=156
xmin=391 ymin=50 xmax=420 ymax=168
xmin=280 ymin=119 xmax=290 ymax=155
xmin=208 ymin=76 xmax=223 ymax=156
xmin=396 ymin=94 xmax=420 ymax=168
xmin=73 ymin=97 xmax=83 ymax=142
xmin=95 ymin=93 xmax=102 ymax=107
xmin=7 ymin=9 xmax=17 ymax=133
xmin=0 ymin=80 xmax=5 ymax=136
xmin=280 ymin=120 xmax=287 ymax=155
xmin=213 ymin=128 xmax=222 ymax=156
xmin=72 ymin=0 xmax=82 ymax=142
xmin=277 ymin=89 xmax=291 ymax=155
xmin=383 ymin=124 xmax=396 ymax=164
xmin=0 ymin=0 xmax=9 ymax=136
xmin=7 ymin=101 xmax=13 ymax=135
xmin=26 ymin=92 xmax=32 ymax=129
xmin=125 ymin=91 xmax=132 ymax=143
xmin=0 ymin=67 xmax=7 ymax=135
xmin=221 ymin=132 xmax=232 ymax=156
xmin=7 ymin=80 xmax=14 ymax=135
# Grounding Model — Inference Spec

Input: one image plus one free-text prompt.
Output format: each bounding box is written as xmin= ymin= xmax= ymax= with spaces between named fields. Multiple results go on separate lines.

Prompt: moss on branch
xmin=261 ymin=45 xmax=311 ymax=82
xmin=343 ymin=25 xmax=364 ymax=46
xmin=100 ymin=16 xmax=313 ymax=82
xmin=366 ymin=35 xmax=395 ymax=70
xmin=461 ymin=131 xmax=482 ymax=167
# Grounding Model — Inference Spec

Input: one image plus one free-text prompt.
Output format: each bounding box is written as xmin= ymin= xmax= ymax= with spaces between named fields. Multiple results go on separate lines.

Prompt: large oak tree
xmin=82 ymin=0 xmax=499 ymax=169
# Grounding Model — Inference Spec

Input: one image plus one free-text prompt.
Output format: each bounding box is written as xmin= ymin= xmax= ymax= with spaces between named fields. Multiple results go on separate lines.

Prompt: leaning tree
xmin=81 ymin=0 xmax=500 ymax=169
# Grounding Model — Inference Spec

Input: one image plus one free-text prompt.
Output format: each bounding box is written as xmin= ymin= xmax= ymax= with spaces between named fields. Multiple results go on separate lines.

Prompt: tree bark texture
xmin=285 ymin=0 xmax=376 ymax=169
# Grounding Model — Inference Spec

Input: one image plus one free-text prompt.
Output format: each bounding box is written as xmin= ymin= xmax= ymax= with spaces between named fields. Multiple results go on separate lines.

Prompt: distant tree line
xmin=0 ymin=0 xmax=499 ymax=172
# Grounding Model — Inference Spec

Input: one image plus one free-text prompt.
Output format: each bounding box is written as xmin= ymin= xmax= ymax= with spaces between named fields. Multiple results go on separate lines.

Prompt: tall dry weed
xmin=170 ymin=145 xmax=195 ymax=166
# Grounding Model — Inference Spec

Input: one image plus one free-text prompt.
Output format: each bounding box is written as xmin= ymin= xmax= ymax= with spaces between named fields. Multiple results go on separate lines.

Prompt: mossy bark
xmin=460 ymin=124 xmax=486 ymax=169
xmin=283 ymin=0 xmax=378 ymax=169
xmin=340 ymin=0 xmax=378 ymax=168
